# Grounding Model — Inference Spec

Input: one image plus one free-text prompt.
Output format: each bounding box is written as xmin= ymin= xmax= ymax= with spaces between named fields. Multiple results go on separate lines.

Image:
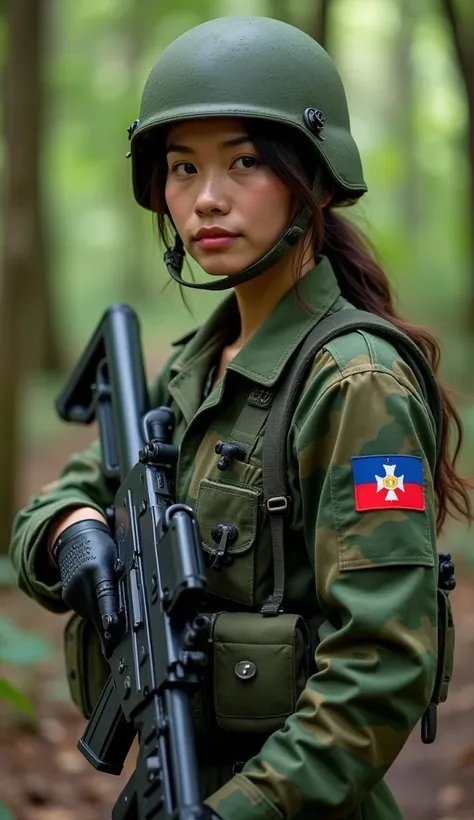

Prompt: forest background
xmin=0 ymin=1 xmax=474 ymax=819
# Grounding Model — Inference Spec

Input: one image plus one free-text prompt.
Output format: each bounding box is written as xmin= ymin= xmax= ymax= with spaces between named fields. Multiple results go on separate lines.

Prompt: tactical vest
xmin=65 ymin=309 xmax=455 ymax=748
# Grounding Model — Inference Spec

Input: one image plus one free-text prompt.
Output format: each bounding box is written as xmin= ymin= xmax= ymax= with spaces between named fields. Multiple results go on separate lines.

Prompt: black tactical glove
xmin=52 ymin=519 xmax=120 ymax=656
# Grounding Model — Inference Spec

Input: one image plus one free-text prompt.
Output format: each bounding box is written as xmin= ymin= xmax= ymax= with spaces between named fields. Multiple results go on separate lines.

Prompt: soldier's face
xmin=164 ymin=118 xmax=294 ymax=277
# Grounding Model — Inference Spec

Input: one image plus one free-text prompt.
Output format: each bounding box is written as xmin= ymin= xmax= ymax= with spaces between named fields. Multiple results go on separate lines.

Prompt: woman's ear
xmin=321 ymin=187 xmax=335 ymax=208
xmin=313 ymin=167 xmax=333 ymax=207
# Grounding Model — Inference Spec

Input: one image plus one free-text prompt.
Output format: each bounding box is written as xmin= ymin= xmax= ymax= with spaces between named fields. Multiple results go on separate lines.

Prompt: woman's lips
xmin=195 ymin=235 xmax=240 ymax=250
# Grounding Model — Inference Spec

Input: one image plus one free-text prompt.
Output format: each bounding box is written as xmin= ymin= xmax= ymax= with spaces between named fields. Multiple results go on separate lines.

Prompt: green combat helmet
xmin=127 ymin=16 xmax=367 ymax=291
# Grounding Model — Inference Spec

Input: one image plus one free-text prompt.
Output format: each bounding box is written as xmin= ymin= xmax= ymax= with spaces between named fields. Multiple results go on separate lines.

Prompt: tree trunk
xmin=33 ymin=0 xmax=62 ymax=373
xmin=306 ymin=0 xmax=331 ymax=50
xmin=0 ymin=0 xmax=54 ymax=551
xmin=118 ymin=3 xmax=151 ymax=302
xmin=394 ymin=0 xmax=419 ymax=241
xmin=271 ymin=0 xmax=290 ymax=21
xmin=271 ymin=0 xmax=331 ymax=49
xmin=465 ymin=64 xmax=474 ymax=332
xmin=440 ymin=0 xmax=474 ymax=332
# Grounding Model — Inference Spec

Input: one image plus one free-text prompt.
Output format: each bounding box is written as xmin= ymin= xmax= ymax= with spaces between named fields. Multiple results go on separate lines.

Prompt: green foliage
xmin=0 ymin=617 xmax=54 ymax=666
xmin=0 ymin=615 xmax=51 ymax=800
xmin=0 ymin=678 xmax=34 ymax=716
xmin=0 ymin=803 xmax=14 ymax=820
xmin=0 ymin=617 xmax=53 ymax=738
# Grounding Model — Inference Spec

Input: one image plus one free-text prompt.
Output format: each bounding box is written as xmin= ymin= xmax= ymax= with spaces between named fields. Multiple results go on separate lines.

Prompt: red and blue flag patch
xmin=351 ymin=455 xmax=425 ymax=512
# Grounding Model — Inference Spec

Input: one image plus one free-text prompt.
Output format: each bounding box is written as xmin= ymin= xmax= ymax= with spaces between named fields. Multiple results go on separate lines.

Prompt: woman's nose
xmin=194 ymin=176 xmax=230 ymax=216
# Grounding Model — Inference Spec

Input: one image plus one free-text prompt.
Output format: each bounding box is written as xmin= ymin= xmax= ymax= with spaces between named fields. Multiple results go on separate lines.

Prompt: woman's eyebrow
xmin=221 ymin=135 xmax=252 ymax=147
xmin=166 ymin=135 xmax=252 ymax=154
xmin=166 ymin=143 xmax=193 ymax=154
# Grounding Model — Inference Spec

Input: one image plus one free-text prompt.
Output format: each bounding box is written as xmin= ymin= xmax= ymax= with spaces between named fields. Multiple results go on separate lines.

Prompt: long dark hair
xmin=150 ymin=119 xmax=472 ymax=534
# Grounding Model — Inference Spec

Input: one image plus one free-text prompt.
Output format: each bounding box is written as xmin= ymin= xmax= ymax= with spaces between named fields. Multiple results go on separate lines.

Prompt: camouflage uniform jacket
xmin=10 ymin=256 xmax=438 ymax=819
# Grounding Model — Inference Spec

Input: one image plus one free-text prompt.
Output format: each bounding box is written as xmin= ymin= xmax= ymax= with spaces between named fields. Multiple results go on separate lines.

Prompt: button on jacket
xmin=10 ymin=256 xmax=438 ymax=820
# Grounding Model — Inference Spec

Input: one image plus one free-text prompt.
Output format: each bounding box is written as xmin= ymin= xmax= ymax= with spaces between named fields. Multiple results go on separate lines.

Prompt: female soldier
xmin=9 ymin=16 xmax=471 ymax=820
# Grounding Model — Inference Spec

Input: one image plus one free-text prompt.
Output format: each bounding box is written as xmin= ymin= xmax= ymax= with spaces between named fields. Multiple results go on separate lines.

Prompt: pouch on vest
xmin=64 ymin=613 xmax=109 ymax=719
xmin=210 ymin=611 xmax=310 ymax=734
xmin=196 ymin=477 xmax=262 ymax=608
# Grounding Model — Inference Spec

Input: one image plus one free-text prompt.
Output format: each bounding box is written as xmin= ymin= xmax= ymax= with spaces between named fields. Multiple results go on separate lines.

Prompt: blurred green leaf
xmin=0 ymin=802 xmax=15 ymax=820
xmin=0 ymin=617 xmax=54 ymax=666
xmin=0 ymin=677 xmax=35 ymax=716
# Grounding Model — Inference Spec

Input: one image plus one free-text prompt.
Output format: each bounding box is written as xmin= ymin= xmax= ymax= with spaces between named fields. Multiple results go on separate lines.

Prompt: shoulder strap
xmin=261 ymin=308 xmax=442 ymax=616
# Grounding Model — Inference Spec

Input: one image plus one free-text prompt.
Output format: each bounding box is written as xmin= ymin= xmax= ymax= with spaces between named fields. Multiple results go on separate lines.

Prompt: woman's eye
xmin=171 ymin=162 xmax=196 ymax=176
xmin=233 ymin=155 xmax=260 ymax=170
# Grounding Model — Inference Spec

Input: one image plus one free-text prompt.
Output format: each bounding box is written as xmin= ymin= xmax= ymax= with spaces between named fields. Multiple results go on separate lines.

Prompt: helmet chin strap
xmin=164 ymin=207 xmax=310 ymax=292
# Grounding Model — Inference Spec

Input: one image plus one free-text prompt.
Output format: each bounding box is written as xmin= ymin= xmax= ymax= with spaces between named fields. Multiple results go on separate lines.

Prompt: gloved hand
xmin=52 ymin=519 xmax=120 ymax=656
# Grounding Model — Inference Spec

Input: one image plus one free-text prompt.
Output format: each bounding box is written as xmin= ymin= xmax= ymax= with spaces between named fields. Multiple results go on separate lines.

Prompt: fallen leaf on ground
xmin=55 ymin=749 xmax=87 ymax=775
xmin=437 ymin=784 xmax=464 ymax=811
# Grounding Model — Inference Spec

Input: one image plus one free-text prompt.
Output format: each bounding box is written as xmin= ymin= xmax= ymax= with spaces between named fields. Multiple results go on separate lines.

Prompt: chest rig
xmin=210 ymin=309 xmax=454 ymax=745
xmin=65 ymin=309 xmax=455 ymax=751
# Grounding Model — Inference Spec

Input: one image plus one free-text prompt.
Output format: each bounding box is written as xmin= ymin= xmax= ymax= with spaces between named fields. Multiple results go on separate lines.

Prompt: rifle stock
xmin=56 ymin=304 xmax=211 ymax=820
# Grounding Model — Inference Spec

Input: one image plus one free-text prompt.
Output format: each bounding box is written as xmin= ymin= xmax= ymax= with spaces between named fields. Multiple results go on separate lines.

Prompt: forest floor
xmin=0 ymin=425 xmax=473 ymax=820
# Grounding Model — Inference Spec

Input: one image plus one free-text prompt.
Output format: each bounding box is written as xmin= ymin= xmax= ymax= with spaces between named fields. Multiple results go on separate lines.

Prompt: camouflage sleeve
xmin=9 ymin=346 xmax=181 ymax=613
xmin=205 ymin=355 xmax=438 ymax=819
xmin=9 ymin=440 xmax=118 ymax=613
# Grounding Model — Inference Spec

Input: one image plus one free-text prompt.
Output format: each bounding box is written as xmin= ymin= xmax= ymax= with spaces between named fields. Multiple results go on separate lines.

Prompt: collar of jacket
xmin=169 ymin=254 xmax=342 ymax=390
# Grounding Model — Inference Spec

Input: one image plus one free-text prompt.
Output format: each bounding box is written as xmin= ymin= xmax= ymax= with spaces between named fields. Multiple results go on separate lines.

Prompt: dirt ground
xmin=0 ymin=427 xmax=473 ymax=820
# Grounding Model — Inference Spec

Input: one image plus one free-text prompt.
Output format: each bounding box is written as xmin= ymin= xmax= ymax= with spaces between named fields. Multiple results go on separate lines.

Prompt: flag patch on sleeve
xmin=351 ymin=455 xmax=425 ymax=512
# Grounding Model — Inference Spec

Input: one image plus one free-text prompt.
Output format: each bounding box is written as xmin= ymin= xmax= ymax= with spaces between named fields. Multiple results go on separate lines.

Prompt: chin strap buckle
xmin=164 ymin=248 xmax=183 ymax=272
xmin=164 ymin=235 xmax=185 ymax=275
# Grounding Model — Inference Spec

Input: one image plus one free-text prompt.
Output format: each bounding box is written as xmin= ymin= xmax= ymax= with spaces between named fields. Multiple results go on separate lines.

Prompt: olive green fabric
xmin=210 ymin=612 xmax=310 ymax=735
xmin=64 ymin=612 xmax=109 ymax=718
xmin=10 ymin=256 xmax=438 ymax=819
xmin=130 ymin=16 xmax=367 ymax=209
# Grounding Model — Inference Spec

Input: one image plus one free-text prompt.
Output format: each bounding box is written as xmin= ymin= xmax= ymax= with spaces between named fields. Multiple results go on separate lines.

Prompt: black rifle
xmin=56 ymin=303 xmax=212 ymax=820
